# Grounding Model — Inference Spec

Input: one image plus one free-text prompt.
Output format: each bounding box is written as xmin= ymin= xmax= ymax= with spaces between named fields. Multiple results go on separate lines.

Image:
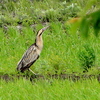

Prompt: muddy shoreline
xmin=0 ymin=73 xmax=100 ymax=82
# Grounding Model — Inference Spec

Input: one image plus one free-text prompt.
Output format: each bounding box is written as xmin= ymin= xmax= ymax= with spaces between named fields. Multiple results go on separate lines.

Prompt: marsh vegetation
xmin=0 ymin=0 xmax=100 ymax=100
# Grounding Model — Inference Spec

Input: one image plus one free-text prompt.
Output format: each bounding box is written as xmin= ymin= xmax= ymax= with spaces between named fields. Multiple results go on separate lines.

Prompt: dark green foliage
xmin=80 ymin=17 xmax=90 ymax=37
xmin=78 ymin=45 xmax=95 ymax=72
xmin=80 ymin=10 xmax=100 ymax=37
xmin=92 ymin=10 xmax=100 ymax=36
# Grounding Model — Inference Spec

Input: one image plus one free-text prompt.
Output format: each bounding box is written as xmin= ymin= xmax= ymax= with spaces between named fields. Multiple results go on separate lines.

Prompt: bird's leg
xmin=29 ymin=68 xmax=37 ymax=75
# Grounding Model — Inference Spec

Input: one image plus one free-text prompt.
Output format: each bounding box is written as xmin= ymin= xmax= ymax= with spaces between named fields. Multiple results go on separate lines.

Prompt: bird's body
xmin=17 ymin=43 xmax=40 ymax=72
xmin=17 ymin=26 xmax=49 ymax=73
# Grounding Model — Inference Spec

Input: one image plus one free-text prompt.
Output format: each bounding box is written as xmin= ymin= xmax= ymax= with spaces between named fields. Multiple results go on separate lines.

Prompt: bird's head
xmin=37 ymin=26 xmax=49 ymax=36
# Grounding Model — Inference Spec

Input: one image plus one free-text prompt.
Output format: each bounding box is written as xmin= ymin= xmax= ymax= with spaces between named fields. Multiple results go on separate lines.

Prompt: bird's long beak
xmin=42 ymin=26 xmax=49 ymax=31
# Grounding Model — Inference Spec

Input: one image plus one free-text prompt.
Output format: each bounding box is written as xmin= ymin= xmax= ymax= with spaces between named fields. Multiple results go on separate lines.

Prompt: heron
xmin=16 ymin=26 xmax=49 ymax=75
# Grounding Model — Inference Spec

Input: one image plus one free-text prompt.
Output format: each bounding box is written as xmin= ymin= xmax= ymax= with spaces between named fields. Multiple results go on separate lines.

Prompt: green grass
xmin=0 ymin=0 xmax=100 ymax=100
xmin=0 ymin=22 xmax=100 ymax=75
xmin=1 ymin=78 xmax=100 ymax=100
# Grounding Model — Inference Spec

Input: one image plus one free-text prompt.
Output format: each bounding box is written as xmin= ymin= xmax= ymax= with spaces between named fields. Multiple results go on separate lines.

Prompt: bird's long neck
xmin=35 ymin=35 xmax=43 ymax=50
xmin=35 ymin=26 xmax=49 ymax=50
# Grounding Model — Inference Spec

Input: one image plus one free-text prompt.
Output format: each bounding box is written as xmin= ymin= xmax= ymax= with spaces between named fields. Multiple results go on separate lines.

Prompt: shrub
xmin=78 ymin=45 xmax=95 ymax=72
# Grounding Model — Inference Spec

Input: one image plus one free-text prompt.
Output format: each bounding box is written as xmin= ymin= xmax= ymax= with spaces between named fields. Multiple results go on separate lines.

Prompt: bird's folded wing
xmin=19 ymin=44 xmax=39 ymax=67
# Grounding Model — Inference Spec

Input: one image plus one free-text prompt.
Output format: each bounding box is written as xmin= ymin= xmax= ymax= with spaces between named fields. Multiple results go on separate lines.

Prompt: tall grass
xmin=0 ymin=0 xmax=100 ymax=100
xmin=1 ymin=78 xmax=100 ymax=100
xmin=0 ymin=22 xmax=100 ymax=75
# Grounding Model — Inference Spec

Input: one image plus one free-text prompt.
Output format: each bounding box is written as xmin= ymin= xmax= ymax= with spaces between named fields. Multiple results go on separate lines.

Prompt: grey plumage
xmin=17 ymin=26 xmax=49 ymax=73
